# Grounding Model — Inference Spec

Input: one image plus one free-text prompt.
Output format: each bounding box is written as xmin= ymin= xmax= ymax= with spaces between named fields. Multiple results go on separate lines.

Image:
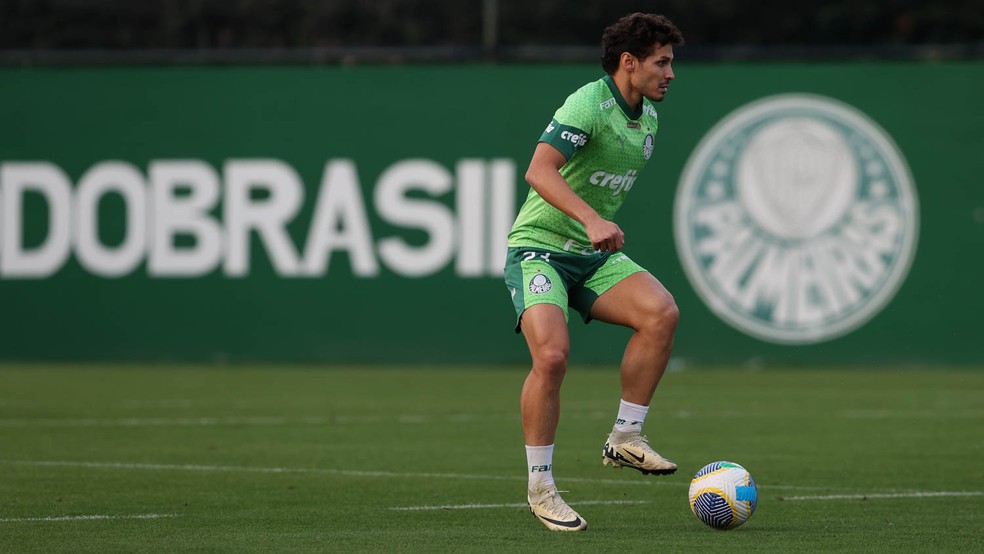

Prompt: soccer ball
xmin=688 ymin=461 xmax=758 ymax=530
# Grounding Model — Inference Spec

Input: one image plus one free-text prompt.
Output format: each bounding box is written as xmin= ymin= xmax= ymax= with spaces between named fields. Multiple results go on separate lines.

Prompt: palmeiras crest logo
xmin=674 ymin=94 xmax=919 ymax=344
xmin=529 ymin=272 xmax=552 ymax=294
xmin=643 ymin=134 xmax=655 ymax=160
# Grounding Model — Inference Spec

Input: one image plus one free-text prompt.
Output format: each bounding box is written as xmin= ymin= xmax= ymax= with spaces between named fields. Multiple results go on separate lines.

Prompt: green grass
xmin=0 ymin=364 xmax=982 ymax=552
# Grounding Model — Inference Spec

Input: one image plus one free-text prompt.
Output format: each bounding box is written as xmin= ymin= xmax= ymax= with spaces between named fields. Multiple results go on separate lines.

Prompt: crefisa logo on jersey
xmin=674 ymin=94 xmax=919 ymax=344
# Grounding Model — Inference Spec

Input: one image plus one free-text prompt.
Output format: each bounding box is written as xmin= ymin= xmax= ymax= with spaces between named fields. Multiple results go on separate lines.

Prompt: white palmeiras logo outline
xmin=674 ymin=94 xmax=919 ymax=344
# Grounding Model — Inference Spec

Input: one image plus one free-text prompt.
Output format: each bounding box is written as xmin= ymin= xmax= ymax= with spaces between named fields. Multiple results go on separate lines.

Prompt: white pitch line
xmin=395 ymin=492 xmax=984 ymax=512
xmin=0 ymin=460 xmax=662 ymax=487
xmin=391 ymin=500 xmax=649 ymax=511
xmin=0 ymin=459 xmax=859 ymax=492
xmin=0 ymin=416 xmax=301 ymax=427
xmin=4 ymin=407 xmax=979 ymax=428
xmin=780 ymin=491 xmax=984 ymax=501
xmin=0 ymin=414 xmax=519 ymax=428
xmin=0 ymin=513 xmax=178 ymax=523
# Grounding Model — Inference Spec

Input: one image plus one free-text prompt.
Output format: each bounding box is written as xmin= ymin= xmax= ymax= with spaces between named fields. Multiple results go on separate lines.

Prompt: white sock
xmin=613 ymin=399 xmax=649 ymax=434
xmin=526 ymin=444 xmax=555 ymax=493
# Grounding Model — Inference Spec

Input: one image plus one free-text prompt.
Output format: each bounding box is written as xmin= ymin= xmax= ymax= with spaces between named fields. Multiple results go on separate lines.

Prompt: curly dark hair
xmin=601 ymin=13 xmax=685 ymax=74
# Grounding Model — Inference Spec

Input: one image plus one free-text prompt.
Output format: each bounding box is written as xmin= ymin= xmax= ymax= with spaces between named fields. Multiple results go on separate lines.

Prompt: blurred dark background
xmin=2 ymin=0 xmax=982 ymax=63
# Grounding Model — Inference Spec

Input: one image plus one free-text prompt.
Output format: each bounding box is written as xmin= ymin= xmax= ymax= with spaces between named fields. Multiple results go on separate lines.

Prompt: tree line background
xmin=2 ymin=0 xmax=982 ymax=60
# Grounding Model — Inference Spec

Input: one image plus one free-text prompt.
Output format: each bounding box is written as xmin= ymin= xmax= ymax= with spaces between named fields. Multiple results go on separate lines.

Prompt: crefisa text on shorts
xmin=674 ymin=94 xmax=919 ymax=344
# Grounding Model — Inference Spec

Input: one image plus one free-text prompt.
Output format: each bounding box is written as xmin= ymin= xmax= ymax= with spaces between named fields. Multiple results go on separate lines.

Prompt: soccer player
xmin=503 ymin=13 xmax=685 ymax=531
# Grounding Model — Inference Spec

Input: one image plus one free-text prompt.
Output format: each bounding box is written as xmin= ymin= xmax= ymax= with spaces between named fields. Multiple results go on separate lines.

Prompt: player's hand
xmin=584 ymin=216 xmax=624 ymax=252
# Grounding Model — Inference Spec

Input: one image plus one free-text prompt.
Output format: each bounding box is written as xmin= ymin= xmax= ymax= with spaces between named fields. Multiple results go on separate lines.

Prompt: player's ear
xmin=620 ymin=52 xmax=635 ymax=71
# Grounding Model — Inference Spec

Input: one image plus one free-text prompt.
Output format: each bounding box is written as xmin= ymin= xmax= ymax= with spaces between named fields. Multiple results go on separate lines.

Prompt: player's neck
xmin=611 ymin=72 xmax=642 ymax=112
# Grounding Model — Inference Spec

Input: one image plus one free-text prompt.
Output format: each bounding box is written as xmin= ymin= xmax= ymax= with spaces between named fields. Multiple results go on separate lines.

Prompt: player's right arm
xmin=525 ymin=142 xmax=625 ymax=252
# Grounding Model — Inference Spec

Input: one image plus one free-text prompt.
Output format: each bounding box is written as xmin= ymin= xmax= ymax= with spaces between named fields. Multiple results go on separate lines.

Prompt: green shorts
xmin=503 ymin=247 xmax=647 ymax=332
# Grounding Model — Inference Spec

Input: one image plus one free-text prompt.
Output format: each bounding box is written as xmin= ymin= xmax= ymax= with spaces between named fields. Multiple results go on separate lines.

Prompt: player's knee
xmin=641 ymin=294 xmax=679 ymax=335
xmin=661 ymin=296 xmax=680 ymax=330
xmin=533 ymin=345 xmax=569 ymax=376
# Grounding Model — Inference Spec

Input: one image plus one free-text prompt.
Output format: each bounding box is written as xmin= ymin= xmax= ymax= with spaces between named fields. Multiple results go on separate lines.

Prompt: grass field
xmin=1 ymin=363 xmax=982 ymax=552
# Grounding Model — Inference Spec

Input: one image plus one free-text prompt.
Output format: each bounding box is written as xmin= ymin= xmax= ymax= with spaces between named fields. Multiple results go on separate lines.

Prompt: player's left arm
xmin=525 ymin=143 xmax=624 ymax=252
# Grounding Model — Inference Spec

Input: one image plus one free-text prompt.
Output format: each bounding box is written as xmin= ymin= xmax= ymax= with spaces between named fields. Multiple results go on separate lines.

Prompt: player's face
xmin=633 ymin=44 xmax=675 ymax=102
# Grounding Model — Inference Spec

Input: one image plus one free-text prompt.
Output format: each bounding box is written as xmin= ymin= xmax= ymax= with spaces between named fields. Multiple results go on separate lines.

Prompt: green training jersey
xmin=507 ymin=74 xmax=661 ymax=254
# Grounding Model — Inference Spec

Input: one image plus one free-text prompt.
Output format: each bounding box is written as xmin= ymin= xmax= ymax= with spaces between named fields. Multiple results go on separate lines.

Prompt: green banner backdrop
xmin=1 ymin=62 xmax=981 ymax=364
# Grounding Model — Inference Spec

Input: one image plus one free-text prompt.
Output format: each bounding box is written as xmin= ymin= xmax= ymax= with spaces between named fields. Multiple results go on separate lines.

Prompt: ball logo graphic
xmin=528 ymin=272 xmax=552 ymax=294
xmin=674 ymin=94 xmax=919 ymax=344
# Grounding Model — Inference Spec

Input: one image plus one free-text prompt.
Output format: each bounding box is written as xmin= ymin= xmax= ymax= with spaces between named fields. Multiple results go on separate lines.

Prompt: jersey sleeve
xmin=537 ymin=88 xmax=598 ymax=160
